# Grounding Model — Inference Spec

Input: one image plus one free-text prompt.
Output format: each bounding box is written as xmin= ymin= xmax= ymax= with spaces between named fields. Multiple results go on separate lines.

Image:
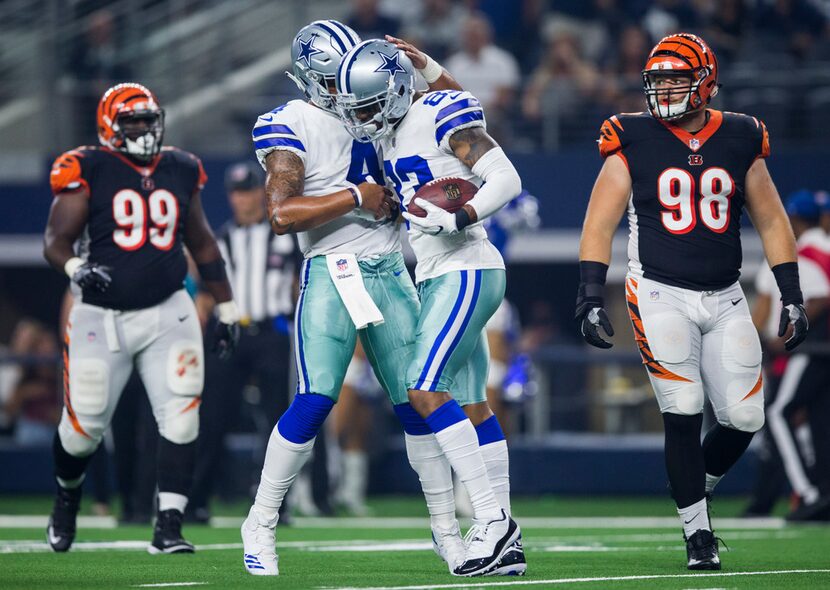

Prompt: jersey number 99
xmin=112 ymin=189 xmax=179 ymax=251
xmin=658 ymin=167 xmax=734 ymax=234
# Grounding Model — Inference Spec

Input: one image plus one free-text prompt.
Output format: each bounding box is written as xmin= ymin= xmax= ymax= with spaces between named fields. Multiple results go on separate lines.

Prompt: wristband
xmin=771 ymin=261 xmax=804 ymax=305
xmin=579 ymin=260 xmax=609 ymax=286
xmin=198 ymin=258 xmax=228 ymax=282
xmin=216 ymin=300 xmax=240 ymax=324
xmin=454 ymin=207 xmax=472 ymax=231
xmin=348 ymin=186 xmax=362 ymax=208
xmin=419 ymin=54 xmax=443 ymax=84
xmin=64 ymin=257 xmax=84 ymax=278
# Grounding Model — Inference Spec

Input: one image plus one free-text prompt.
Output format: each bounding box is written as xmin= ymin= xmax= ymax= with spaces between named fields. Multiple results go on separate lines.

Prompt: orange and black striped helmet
xmin=642 ymin=33 xmax=719 ymax=120
xmin=96 ymin=83 xmax=164 ymax=161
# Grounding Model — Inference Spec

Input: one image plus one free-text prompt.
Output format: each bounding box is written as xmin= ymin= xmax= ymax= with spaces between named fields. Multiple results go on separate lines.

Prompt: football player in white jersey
xmin=241 ymin=21 xmax=470 ymax=576
xmin=336 ymin=39 xmax=525 ymax=577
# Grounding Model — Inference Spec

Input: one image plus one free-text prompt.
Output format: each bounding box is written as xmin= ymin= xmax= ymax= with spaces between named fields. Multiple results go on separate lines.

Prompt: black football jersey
xmin=50 ymin=146 xmax=207 ymax=310
xmin=598 ymin=109 xmax=770 ymax=290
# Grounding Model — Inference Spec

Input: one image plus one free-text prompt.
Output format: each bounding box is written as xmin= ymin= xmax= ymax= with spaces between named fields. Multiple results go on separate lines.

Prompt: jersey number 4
xmin=112 ymin=189 xmax=179 ymax=251
xmin=658 ymin=167 xmax=735 ymax=234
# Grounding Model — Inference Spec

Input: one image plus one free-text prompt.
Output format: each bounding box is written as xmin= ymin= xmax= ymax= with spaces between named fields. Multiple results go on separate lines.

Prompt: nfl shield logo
xmin=650 ymin=290 xmax=660 ymax=301
xmin=336 ymin=258 xmax=348 ymax=271
xmin=689 ymin=138 xmax=700 ymax=151
xmin=444 ymin=183 xmax=461 ymax=201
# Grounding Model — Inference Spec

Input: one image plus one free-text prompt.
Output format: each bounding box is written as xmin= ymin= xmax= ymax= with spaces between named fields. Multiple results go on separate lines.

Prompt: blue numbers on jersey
xmin=383 ymin=155 xmax=434 ymax=210
xmin=422 ymin=91 xmax=463 ymax=107
xmin=346 ymin=140 xmax=383 ymax=186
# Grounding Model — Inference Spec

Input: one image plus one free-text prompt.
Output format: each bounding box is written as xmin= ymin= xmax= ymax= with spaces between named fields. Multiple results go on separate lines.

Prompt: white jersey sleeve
xmin=252 ymin=100 xmax=309 ymax=168
xmin=433 ymin=90 xmax=486 ymax=153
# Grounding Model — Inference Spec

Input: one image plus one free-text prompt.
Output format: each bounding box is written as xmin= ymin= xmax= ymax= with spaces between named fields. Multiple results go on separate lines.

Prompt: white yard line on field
xmin=322 ymin=569 xmax=830 ymax=590
xmin=132 ymin=584 xmax=209 ymax=588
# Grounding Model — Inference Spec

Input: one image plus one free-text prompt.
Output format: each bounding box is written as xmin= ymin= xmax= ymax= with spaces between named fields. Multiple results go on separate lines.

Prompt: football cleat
xmin=785 ymin=495 xmax=830 ymax=522
xmin=47 ymin=485 xmax=82 ymax=552
xmin=431 ymin=520 xmax=466 ymax=573
xmin=453 ymin=510 xmax=520 ymax=577
xmin=148 ymin=509 xmax=194 ymax=554
xmin=241 ymin=508 xmax=279 ymax=576
xmin=685 ymin=529 xmax=721 ymax=570
xmin=486 ymin=536 xmax=527 ymax=576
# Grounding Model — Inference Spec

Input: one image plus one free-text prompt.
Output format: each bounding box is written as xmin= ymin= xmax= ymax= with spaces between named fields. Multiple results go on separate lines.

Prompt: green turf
xmin=1 ymin=496 xmax=827 ymax=589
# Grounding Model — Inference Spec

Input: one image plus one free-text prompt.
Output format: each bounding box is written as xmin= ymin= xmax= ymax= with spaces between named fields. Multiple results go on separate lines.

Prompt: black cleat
xmin=485 ymin=536 xmax=527 ymax=576
xmin=685 ymin=529 xmax=721 ymax=570
xmin=148 ymin=509 xmax=195 ymax=554
xmin=47 ymin=485 xmax=82 ymax=552
xmin=785 ymin=496 xmax=830 ymax=522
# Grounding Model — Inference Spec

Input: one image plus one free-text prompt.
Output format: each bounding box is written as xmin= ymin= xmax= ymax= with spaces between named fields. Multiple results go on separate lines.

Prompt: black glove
xmin=575 ymin=282 xmax=615 ymax=349
xmin=778 ymin=303 xmax=808 ymax=351
xmin=72 ymin=262 xmax=112 ymax=293
xmin=211 ymin=320 xmax=240 ymax=360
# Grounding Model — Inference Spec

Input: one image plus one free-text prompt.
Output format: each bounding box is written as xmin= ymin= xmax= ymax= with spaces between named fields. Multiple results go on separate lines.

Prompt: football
xmin=407 ymin=177 xmax=478 ymax=218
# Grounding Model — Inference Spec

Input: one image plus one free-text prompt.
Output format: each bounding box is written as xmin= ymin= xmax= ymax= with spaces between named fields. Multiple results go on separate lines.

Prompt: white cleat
xmin=431 ymin=520 xmax=466 ymax=573
xmin=453 ymin=509 xmax=520 ymax=577
xmin=485 ymin=536 xmax=527 ymax=576
xmin=241 ymin=507 xmax=279 ymax=576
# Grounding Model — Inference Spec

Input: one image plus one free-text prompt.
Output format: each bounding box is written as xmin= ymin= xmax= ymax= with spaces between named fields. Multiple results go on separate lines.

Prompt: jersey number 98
xmin=658 ymin=167 xmax=734 ymax=234
xmin=112 ymin=189 xmax=179 ymax=251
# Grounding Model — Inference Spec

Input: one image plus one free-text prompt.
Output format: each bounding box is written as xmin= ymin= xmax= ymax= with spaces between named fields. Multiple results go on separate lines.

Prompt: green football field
xmin=1 ymin=496 xmax=828 ymax=590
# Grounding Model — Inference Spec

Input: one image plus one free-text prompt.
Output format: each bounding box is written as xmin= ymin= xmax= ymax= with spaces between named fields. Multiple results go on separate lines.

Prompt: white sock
xmin=433 ymin=420 xmax=502 ymax=522
xmin=56 ymin=474 xmax=85 ymax=489
xmin=704 ymin=473 xmax=722 ymax=495
xmin=678 ymin=497 xmax=711 ymax=538
xmin=253 ymin=425 xmax=315 ymax=522
xmin=480 ymin=440 xmax=511 ymax=515
xmin=405 ymin=433 xmax=456 ymax=529
xmin=338 ymin=450 xmax=368 ymax=507
xmin=158 ymin=492 xmax=188 ymax=513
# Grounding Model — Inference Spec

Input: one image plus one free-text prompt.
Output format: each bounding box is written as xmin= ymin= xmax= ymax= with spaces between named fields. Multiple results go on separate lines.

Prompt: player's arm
xmin=183 ymin=191 xmax=240 ymax=358
xmin=264 ymin=151 xmax=394 ymax=235
xmin=386 ymin=35 xmax=462 ymax=92
xmin=575 ymin=154 xmax=632 ymax=348
xmin=745 ymin=158 xmax=808 ymax=350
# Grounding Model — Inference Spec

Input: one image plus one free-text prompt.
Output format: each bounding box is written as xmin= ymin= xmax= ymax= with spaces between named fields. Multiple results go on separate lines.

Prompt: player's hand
xmin=72 ymin=262 xmax=113 ymax=293
xmin=212 ymin=320 xmax=240 ymax=361
xmin=385 ymin=35 xmax=427 ymax=69
xmin=402 ymin=198 xmax=458 ymax=235
xmin=357 ymin=182 xmax=394 ymax=220
xmin=575 ymin=283 xmax=614 ymax=349
xmin=777 ymin=303 xmax=808 ymax=351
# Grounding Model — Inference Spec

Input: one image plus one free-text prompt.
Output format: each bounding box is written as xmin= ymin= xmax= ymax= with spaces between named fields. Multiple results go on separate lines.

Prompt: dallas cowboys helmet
xmin=288 ymin=20 xmax=361 ymax=113
xmin=335 ymin=39 xmax=415 ymax=142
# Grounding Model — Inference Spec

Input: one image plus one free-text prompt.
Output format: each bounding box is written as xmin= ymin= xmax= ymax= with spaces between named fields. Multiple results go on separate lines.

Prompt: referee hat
xmin=225 ymin=161 xmax=264 ymax=192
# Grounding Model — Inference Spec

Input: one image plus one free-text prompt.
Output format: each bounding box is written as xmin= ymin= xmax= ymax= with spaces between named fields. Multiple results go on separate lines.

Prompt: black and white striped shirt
xmin=216 ymin=220 xmax=297 ymax=322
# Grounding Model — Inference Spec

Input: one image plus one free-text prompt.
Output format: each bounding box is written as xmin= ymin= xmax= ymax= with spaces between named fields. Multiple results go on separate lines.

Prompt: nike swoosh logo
xmin=731 ymin=298 xmax=743 ymax=306
xmin=48 ymin=528 xmax=61 ymax=546
xmin=259 ymin=115 xmax=273 ymax=122
xmin=178 ymin=315 xmax=189 ymax=322
xmin=683 ymin=518 xmax=696 ymax=524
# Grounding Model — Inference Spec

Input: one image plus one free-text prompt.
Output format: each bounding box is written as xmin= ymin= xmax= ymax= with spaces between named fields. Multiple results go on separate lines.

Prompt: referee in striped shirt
xmin=188 ymin=161 xmax=298 ymax=522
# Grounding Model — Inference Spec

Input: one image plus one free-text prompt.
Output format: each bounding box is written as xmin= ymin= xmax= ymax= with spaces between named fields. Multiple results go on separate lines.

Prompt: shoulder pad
xmin=598 ymin=115 xmax=626 ymax=158
xmin=722 ymin=111 xmax=771 ymax=159
xmin=252 ymin=102 xmax=307 ymax=155
xmin=50 ymin=149 xmax=89 ymax=196
xmin=163 ymin=147 xmax=208 ymax=190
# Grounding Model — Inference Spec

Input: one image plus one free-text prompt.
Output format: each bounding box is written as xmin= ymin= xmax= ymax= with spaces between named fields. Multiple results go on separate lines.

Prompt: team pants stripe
xmin=294 ymin=259 xmax=311 ymax=394
xmin=415 ymin=270 xmax=481 ymax=392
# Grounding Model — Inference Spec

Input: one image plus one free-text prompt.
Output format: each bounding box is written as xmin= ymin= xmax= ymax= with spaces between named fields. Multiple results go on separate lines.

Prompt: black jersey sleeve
xmin=164 ymin=147 xmax=209 ymax=193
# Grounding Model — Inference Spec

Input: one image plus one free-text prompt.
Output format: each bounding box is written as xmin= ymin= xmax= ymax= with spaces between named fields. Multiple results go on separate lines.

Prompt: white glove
xmin=402 ymin=198 xmax=459 ymax=235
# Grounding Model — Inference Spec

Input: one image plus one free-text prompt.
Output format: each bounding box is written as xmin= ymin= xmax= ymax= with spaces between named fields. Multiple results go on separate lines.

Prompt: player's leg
xmin=357 ymin=254 xmax=463 ymax=571
xmin=50 ymin=302 xmax=134 ymax=552
xmin=699 ymin=289 xmax=765 ymax=502
xmin=627 ymin=276 xmax=715 ymax=569
xmin=243 ymin=258 xmax=356 ymax=575
xmin=407 ymin=269 xmax=520 ymax=577
xmin=455 ymin=333 xmax=526 ymax=576
xmin=134 ymin=291 xmax=204 ymax=554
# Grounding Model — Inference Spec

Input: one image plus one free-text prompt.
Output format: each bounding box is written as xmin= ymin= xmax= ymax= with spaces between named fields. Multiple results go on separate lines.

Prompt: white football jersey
xmin=253 ymin=100 xmax=400 ymax=260
xmin=379 ymin=90 xmax=504 ymax=283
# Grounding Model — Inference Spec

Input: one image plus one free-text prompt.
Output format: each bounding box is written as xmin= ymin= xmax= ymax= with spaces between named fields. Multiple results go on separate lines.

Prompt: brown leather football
xmin=407 ymin=177 xmax=478 ymax=217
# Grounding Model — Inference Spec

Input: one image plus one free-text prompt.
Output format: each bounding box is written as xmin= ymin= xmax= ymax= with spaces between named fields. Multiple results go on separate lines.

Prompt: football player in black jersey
xmin=576 ymin=34 xmax=808 ymax=570
xmin=43 ymin=83 xmax=240 ymax=554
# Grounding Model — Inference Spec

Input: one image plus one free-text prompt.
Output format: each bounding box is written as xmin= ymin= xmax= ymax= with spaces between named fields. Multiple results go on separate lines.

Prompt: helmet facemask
xmin=336 ymin=72 xmax=414 ymax=143
xmin=112 ymin=110 xmax=165 ymax=162
xmin=287 ymin=58 xmax=339 ymax=114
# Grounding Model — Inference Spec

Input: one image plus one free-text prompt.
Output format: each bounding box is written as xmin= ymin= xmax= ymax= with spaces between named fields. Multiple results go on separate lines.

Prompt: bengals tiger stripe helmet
xmin=97 ymin=83 xmax=164 ymax=161
xmin=642 ymin=33 xmax=719 ymax=120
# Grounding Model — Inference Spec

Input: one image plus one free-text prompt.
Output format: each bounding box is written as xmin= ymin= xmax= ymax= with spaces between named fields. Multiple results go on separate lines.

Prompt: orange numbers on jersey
xmin=657 ymin=167 xmax=734 ymax=234
xmin=112 ymin=189 xmax=179 ymax=251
